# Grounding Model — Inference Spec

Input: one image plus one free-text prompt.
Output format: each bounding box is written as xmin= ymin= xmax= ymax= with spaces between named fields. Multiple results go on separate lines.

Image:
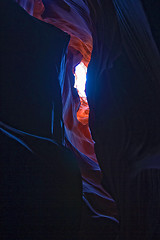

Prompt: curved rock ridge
xmin=15 ymin=0 xmax=119 ymax=224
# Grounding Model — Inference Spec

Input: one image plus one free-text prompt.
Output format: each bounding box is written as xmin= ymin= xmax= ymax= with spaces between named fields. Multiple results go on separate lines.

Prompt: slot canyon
xmin=1 ymin=1 xmax=160 ymax=240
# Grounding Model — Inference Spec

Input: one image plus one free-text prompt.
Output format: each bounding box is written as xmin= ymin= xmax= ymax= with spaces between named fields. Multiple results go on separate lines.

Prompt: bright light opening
xmin=74 ymin=62 xmax=87 ymax=98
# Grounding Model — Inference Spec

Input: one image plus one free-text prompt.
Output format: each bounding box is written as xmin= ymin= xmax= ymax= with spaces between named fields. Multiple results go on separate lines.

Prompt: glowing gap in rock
xmin=74 ymin=62 xmax=87 ymax=98
xmin=74 ymin=62 xmax=89 ymax=125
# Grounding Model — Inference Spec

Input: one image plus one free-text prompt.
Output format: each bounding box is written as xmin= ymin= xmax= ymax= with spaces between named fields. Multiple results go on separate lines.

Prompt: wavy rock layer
xmin=15 ymin=0 xmax=118 ymax=226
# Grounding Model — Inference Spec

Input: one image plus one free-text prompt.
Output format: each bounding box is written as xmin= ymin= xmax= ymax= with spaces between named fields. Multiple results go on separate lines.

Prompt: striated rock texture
xmin=3 ymin=0 xmax=160 ymax=239
xmin=15 ymin=0 xmax=119 ymax=231
xmin=86 ymin=1 xmax=160 ymax=239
